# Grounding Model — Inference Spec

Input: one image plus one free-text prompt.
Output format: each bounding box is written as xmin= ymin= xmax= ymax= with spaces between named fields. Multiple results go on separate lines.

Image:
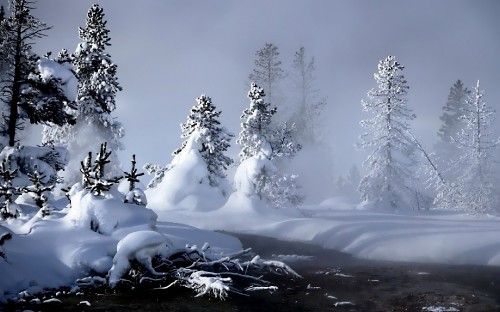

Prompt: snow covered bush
xmin=123 ymin=154 xmax=146 ymax=206
xmin=21 ymin=165 xmax=53 ymax=216
xmin=0 ymin=155 xmax=19 ymax=219
xmin=66 ymin=184 xmax=157 ymax=235
xmin=80 ymin=142 xmax=122 ymax=197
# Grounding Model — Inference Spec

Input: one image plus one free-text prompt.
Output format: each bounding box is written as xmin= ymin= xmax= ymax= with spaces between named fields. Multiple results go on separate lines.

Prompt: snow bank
xmin=65 ymin=187 xmax=157 ymax=235
xmin=0 ymin=188 xmax=242 ymax=301
xmin=233 ymin=154 xmax=275 ymax=197
xmin=157 ymin=204 xmax=500 ymax=267
xmin=108 ymin=230 xmax=171 ymax=287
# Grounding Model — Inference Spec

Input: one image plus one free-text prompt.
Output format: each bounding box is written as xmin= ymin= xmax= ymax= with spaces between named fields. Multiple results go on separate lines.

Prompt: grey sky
xmin=2 ymin=0 xmax=500 ymax=179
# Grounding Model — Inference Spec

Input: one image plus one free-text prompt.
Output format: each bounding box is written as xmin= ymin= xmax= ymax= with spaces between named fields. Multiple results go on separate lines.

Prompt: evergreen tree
xmin=0 ymin=0 xmax=74 ymax=147
xmin=174 ymin=95 xmax=234 ymax=187
xmin=249 ymin=43 xmax=284 ymax=106
xmin=123 ymin=154 xmax=146 ymax=206
xmin=0 ymin=156 xmax=19 ymax=219
xmin=438 ymin=81 xmax=499 ymax=213
xmin=49 ymin=4 xmax=124 ymax=186
xmin=290 ymin=46 xmax=327 ymax=144
xmin=237 ymin=83 xmax=302 ymax=208
xmin=80 ymin=142 xmax=122 ymax=196
xmin=22 ymin=164 xmax=53 ymax=215
xmin=435 ymin=80 xmax=470 ymax=163
xmin=357 ymin=56 xmax=418 ymax=210
xmin=437 ymin=80 xmax=470 ymax=144
xmin=237 ymin=82 xmax=277 ymax=161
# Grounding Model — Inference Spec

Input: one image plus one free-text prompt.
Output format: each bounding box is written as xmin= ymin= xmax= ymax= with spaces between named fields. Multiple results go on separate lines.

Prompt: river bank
xmin=2 ymin=233 xmax=500 ymax=311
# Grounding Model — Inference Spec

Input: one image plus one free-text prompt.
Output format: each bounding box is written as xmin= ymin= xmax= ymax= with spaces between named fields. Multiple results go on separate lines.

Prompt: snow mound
xmin=234 ymin=154 xmax=275 ymax=197
xmin=108 ymin=230 xmax=171 ymax=287
xmin=65 ymin=187 xmax=157 ymax=235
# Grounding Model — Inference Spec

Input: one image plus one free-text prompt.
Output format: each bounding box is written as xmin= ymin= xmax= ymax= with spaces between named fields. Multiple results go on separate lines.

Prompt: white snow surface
xmin=156 ymin=197 xmax=500 ymax=267
xmin=0 ymin=188 xmax=241 ymax=301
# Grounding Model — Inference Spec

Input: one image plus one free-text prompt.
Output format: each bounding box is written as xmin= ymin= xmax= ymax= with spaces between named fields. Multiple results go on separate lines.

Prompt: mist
xmin=5 ymin=0 xmax=500 ymax=200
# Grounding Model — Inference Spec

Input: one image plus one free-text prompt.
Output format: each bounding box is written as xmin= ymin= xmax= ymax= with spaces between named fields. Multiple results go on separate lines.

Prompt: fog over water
xmin=4 ymin=0 xmax=500 ymax=189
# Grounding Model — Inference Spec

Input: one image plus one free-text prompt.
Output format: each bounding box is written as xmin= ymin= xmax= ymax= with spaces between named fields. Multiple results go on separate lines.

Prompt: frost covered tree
xmin=123 ymin=154 xmax=146 ymax=206
xmin=22 ymin=165 xmax=53 ymax=215
xmin=236 ymin=83 xmax=302 ymax=208
xmin=0 ymin=0 xmax=75 ymax=147
xmin=0 ymin=156 xmax=19 ymax=219
xmin=436 ymin=81 xmax=499 ymax=213
xmin=435 ymin=80 xmax=470 ymax=162
xmin=437 ymin=80 xmax=470 ymax=144
xmin=358 ymin=56 xmax=418 ymax=211
xmin=249 ymin=43 xmax=284 ymax=106
xmin=47 ymin=4 xmax=124 ymax=186
xmin=80 ymin=142 xmax=122 ymax=196
xmin=290 ymin=46 xmax=327 ymax=144
xmin=173 ymin=95 xmax=234 ymax=187
xmin=237 ymin=82 xmax=277 ymax=161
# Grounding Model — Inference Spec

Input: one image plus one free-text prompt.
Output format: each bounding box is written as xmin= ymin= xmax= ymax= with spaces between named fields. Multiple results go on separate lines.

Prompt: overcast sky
xmin=2 ymin=0 xmax=500 ymax=178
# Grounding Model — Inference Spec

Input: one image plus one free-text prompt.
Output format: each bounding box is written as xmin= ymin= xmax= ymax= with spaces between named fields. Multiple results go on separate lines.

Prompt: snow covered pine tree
xmin=174 ymin=95 xmax=234 ymax=188
xmin=437 ymin=81 xmax=500 ymax=213
xmin=358 ymin=55 xmax=418 ymax=211
xmin=435 ymin=79 xmax=470 ymax=162
xmin=237 ymin=83 xmax=302 ymax=208
xmin=48 ymin=3 xmax=124 ymax=186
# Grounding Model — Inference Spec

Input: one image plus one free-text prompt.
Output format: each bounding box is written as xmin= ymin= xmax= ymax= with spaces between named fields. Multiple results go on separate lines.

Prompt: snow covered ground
xmin=156 ymin=195 xmax=500 ymax=267
xmin=0 ymin=187 xmax=241 ymax=302
xmin=2 ymin=136 xmax=500 ymax=303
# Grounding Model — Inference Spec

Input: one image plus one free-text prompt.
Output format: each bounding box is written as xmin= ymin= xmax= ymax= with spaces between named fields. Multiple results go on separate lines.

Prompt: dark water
xmin=3 ymin=233 xmax=500 ymax=311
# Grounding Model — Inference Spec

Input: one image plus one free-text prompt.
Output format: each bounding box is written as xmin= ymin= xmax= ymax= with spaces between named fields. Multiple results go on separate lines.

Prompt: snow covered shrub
xmin=0 ymin=145 xmax=68 ymax=218
xmin=0 ymin=156 xmax=20 ymax=219
xmin=80 ymin=142 xmax=122 ymax=196
xmin=259 ymin=173 xmax=303 ymax=209
xmin=66 ymin=187 xmax=157 ymax=235
xmin=123 ymin=155 xmax=146 ymax=206
xmin=21 ymin=165 xmax=53 ymax=216
xmin=143 ymin=163 xmax=167 ymax=189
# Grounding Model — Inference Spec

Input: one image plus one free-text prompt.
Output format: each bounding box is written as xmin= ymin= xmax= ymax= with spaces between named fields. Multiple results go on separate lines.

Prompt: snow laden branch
xmin=103 ymin=233 xmax=301 ymax=300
